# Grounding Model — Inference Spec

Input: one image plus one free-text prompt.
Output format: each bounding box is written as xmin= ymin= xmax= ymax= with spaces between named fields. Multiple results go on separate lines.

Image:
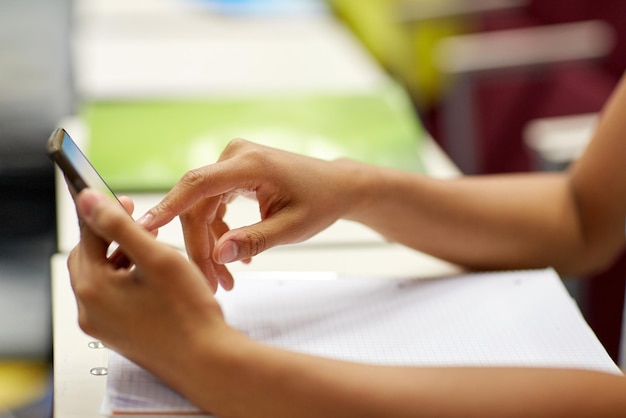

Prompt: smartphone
xmin=46 ymin=127 xmax=120 ymax=203
xmin=48 ymin=127 xmax=134 ymax=266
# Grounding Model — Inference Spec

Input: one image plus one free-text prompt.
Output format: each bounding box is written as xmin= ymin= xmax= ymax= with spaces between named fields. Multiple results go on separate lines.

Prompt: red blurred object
xmin=423 ymin=0 xmax=626 ymax=363
xmin=427 ymin=0 xmax=625 ymax=174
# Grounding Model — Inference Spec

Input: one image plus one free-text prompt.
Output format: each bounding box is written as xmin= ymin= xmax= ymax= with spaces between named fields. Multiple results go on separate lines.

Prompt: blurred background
xmin=1 ymin=0 xmax=624 ymax=416
xmin=1 ymin=0 xmax=71 ymax=416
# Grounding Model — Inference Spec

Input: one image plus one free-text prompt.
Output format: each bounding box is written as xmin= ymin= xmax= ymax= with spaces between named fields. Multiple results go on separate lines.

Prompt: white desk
xmin=73 ymin=0 xmax=388 ymax=100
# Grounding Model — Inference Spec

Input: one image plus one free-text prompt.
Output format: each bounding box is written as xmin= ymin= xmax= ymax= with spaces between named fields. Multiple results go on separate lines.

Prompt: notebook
xmin=101 ymin=269 xmax=621 ymax=416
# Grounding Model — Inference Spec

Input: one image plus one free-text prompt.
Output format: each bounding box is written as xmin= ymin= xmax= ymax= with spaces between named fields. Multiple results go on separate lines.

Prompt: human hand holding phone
xmin=46 ymin=128 xmax=154 ymax=268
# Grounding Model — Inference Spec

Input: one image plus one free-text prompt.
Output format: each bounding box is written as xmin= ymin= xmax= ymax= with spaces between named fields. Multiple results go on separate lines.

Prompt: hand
xmin=138 ymin=139 xmax=359 ymax=291
xmin=68 ymin=189 xmax=226 ymax=370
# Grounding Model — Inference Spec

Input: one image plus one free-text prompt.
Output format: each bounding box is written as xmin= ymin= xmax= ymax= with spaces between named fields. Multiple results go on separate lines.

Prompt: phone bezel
xmin=46 ymin=127 xmax=119 ymax=201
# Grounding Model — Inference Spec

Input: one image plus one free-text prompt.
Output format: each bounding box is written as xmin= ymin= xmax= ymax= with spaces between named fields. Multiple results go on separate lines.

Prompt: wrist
xmin=332 ymin=158 xmax=387 ymax=223
xmin=173 ymin=323 xmax=257 ymax=415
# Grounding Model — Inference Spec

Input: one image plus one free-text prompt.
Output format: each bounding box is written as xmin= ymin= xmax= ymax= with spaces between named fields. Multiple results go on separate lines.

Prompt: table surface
xmin=72 ymin=0 xmax=388 ymax=99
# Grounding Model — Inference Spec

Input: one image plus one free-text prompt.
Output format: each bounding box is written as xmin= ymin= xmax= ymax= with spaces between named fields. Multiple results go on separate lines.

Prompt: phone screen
xmin=48 ymin=128 xmax=119 ymax=202
xmin=49 ymin=128 xmax=134 ymax=266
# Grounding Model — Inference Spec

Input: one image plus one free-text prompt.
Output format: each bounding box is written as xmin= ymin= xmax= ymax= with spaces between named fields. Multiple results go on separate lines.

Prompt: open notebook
xmin=101 ymin=269 xmax=621 ymax=417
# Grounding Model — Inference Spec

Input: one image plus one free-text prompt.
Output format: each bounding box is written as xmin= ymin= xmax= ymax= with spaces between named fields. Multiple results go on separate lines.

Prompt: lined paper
xmin=103 ymin=269 xmax=620 ymax=416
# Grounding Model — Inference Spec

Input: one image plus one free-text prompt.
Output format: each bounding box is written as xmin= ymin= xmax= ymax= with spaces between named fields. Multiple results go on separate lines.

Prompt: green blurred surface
xmin=84 ymin=84 xmax=425 ymax=192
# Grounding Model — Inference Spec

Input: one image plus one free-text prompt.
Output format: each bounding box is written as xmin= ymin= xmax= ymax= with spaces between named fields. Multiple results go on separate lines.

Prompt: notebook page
xmin=104 ymin=350 xmax=212 ymax=417
xmin=222 ymin=269 xmax=618 ymax=370
xmin=103 ymin=268 xmax=620 ymax=416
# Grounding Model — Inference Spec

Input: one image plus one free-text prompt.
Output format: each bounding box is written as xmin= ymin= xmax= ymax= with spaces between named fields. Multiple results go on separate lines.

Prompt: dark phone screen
xmin=60 ymin=130 xmax=118 ymax=201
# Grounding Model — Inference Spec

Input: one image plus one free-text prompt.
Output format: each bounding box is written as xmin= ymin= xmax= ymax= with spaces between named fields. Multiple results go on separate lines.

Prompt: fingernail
xmin=218 ymin=275 xmax=235 ymax=291
xmin=217 ymin=241 xmax=238 ymax=264
xmin=136 ymin=212 xmax=153 ymax=227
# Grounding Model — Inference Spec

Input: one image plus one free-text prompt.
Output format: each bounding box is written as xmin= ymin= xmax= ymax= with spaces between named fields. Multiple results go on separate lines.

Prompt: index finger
xmin=137 ymin=159 xmax=256 ymax=231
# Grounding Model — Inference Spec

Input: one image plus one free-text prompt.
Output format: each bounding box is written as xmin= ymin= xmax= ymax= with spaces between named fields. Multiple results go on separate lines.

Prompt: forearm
xmin=168 ymin=332 xmax=626 ymax=418
xmin=338 ymin=162 xmax=597 ymax=276
xmin=338 ymin=74 xmax=626 ymax=277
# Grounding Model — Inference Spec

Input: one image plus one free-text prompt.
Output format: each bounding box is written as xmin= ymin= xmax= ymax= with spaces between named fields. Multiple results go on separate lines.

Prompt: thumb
xmin=76 ymin=189 xmax=160 ymax=265
xmin=213 ymin=213 xmax=303 ymax=264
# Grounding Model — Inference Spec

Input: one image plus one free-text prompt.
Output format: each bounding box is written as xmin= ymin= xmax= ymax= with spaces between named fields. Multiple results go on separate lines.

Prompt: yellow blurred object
xmin=410 ymin=15 xmax=469 ymax=105
xmin=328 ymin=0 xmax=469 ymax=107
xmin=330 ymin=0 xmax=414 ymax=79
xmin=0 ymin=361 xmax=50 ymax=411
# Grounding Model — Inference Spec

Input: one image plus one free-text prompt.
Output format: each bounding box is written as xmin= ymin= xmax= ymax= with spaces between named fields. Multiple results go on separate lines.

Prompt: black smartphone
xmin=46 ymin=127 xmax=120 ymax=203
xmin=48 ymin=127 xmax=134 ymax=266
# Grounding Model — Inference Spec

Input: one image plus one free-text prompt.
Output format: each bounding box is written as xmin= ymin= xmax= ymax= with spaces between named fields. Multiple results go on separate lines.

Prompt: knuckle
xmin=87 ymin=197 xmax=127 ymax=235
xmin=145 ymin=247 xmax=186 ymax=274
xmin=69 ymin=270 xmax=105 ymax=307
xmin=242 ymin=229 xmax=268 ymax=257
xmin=242 ymin=147 xmax=266 ymax=164
xmin=193 ymin=249 xmax=214 ymax=268
xmin=225 ymin=138 xmax=250 ymax=151
xmin=175 ymin=168 xmax=217 ymax=205
xmin=180 ymin=168 xmax=207 ymax=190
xmin=67 ymin=247 xmax=78 ymax=267
xmin=77 ymin=313 xmax=93 ymax=335
xmin=72 ymin=278 xmax=101 ymax=304
xmin=98 ymin=208 xmax=127 ymax=237
xmin=221 ymin=138 xmax=256 ymax=160
xmin=153 ymin=197 xmax=178 ymax=220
